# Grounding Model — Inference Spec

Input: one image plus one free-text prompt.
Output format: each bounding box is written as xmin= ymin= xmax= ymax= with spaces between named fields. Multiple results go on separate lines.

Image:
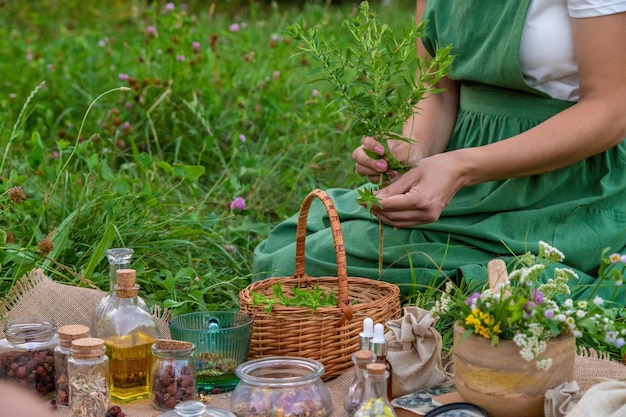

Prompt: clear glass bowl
xmin=230 ymin=356 xmax=333 ymax=417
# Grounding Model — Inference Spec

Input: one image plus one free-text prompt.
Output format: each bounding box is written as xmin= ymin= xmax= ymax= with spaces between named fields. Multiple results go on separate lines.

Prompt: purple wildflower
xmin=118 ymin=73 xmax=129 ymax=81
xmin=616 ymin=338 xmax=626 ymax=349
xmin=606 ymin=331 xmax=617 ymax=344
xmin=146 ymin=26 xmax=157 ymax=37
xmin=230 ymin=197 xmax=246 ymax=211
xmin=229 ymin=23 xmax=240 ymax=33
xmin=544 ymin=309 xmax=554 ymax=319
xmin=163 ymin=3 xmax=175 ymax=14
xmin=192 ymin=41 xmax=201 ymax=53
xmin=224 ymin=244 xmax=239 ymax=254
xmin=239 ymin=134 xmax=246 ymax=143
xmin=465 ymin=292 xmax=481 ymax=307
xmin=532 ymin=289 xmax=544 ymax=304
xmin=176 ymin=54 xmax=185 ymax=62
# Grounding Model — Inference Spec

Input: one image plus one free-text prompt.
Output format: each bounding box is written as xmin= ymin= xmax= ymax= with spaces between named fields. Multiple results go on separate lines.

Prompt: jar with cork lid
xmin=97 ymin=268 xmax=159 ymax=403
xmin=68 ymin=337 xmax=109 ymax=417
xmin=150 ymin=339 xmax=197 ymax=411
xmin=54 ymin=324 xmax=90 ymax=407
xmin=353 ymin=362 xmax=397 ymax=417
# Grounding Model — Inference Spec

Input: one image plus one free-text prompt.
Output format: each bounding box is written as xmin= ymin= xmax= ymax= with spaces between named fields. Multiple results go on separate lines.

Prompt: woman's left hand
xmin=368 ymin=151 xmax=469 ymax=227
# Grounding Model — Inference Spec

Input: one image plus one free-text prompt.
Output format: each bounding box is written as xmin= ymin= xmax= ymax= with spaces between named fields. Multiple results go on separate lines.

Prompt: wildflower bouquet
xmin=432 ymin=241 xmax=626 ymax=370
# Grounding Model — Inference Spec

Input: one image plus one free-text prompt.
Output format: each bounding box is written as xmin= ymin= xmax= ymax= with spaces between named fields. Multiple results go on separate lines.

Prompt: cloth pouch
xmin=564 ymin=379 xmax=626 ymax=417
xmin=544 ymin=380 xmax=583 ymax=417
xmin=385 ymin=306 xmax=448 ymax=397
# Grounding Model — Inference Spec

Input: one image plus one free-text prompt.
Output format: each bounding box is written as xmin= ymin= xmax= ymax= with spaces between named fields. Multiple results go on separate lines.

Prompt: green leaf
xmin=26 ymin=132 xmax=44 ymax=169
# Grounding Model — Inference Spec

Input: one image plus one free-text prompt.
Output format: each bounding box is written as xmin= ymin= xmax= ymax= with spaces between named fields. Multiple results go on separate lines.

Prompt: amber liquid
xmin=105 ymin=332 xmax=155 ymax=403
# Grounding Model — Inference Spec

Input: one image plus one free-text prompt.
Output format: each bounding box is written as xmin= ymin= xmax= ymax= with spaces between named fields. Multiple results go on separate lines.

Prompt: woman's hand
xmin=368 ymin=150 xmax=470 ymax=227
xmin=352 ymin=136 xmax=425 ymax=184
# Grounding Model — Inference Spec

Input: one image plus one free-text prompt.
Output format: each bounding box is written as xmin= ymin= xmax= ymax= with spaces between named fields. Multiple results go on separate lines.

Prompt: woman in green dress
xmin=253 ymin=0 xmax=626 ymax=302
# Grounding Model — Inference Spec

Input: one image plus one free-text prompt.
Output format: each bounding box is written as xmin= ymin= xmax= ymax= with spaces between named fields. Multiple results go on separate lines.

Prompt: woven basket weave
xmin=239 ymin=189 xmax=402 ymax=380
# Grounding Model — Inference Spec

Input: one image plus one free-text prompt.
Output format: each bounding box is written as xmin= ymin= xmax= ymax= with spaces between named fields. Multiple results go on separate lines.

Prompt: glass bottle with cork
xmin=68 ymin=337 xmax=109 ymax=417
xmin=370 ymin=323 xmax=392 ymax=401
xmin=345 ymin=349 xmax=377 ymax=417
xmin=93 ymin=248 xmax=139 ymax=337
xmin=353 ymin=362 xmax=398 ymax=417
xmin=54 ymin=324 xmax=90 ymax=407
xmin=97 ymin=268 xmax=160 ymax=403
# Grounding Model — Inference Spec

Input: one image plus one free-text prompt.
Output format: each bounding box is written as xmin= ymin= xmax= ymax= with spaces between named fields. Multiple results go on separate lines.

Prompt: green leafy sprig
xmin=288 ymin=1 xmax=454 ymax=207
xmin=250 ymin=282 xmax=338 ymax=313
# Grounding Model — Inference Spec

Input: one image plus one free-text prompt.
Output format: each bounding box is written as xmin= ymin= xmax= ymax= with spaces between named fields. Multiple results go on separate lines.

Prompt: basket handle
xmin=293 ymin=189 xmax=352 ymax=324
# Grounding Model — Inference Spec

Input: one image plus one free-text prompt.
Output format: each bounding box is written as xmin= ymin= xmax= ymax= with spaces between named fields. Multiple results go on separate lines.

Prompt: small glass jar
xmin=0 ymin=317 xmax=58 ymax=397
xmin=230 ymin=357 xmax=333 ymax=417
xmin=68 ymin=337 xmax=109 ymax=417
xmin=54 ymin=324 xmax=90 ymax=407
xmin=156 ymin=400 xmax=236 ymax=417
xmin=354 ymin=363 xmax=397 ymax=417
xmin=345 ymin=349 xmax=377 ymax=416
xmin=151 ymin=339 xmax=197 ymax=410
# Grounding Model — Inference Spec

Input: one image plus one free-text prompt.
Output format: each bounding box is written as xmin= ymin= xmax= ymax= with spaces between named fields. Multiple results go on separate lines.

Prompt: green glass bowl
xmin=169 ymin=311 xmax=253 ymax=393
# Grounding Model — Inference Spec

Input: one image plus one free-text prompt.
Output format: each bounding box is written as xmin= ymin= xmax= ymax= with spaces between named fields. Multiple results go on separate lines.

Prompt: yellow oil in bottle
xmin=105 ymin=332 xmax=156 ymax=403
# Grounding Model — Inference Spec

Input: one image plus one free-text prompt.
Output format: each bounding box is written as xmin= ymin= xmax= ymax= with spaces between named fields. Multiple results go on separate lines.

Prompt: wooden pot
xmin=453 ymin=322 xmax=575 ymax=417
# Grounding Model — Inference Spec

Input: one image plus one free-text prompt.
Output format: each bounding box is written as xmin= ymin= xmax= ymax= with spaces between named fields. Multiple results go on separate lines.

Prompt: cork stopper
xmin=154 ymin=339 xmax=194 ymax=350
xmin=71 ymin=337 xmax=106 ymax=360
xmin=115 ymin=268 xmax=138 ymax=298
xmin=58 ymin=324 xmax=90 ymax=348
xmin=354 ymin=349 xmax=374 ymax=360
xmin=365 ymin=362 xmax=387 ymax=376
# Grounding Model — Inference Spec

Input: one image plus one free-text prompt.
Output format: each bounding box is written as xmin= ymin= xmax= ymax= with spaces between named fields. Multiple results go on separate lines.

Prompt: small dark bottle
xmin=370 ymin=323 xmax=392 ymax=401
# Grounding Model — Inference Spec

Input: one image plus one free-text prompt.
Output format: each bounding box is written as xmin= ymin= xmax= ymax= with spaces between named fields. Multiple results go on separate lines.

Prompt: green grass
xmin=0 ymin=1 xmax=417 ymax=315
xmin=2 ymin=1 xmax=624 ymax=364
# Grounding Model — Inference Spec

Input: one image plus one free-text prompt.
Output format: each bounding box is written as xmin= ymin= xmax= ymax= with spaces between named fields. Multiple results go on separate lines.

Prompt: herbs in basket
xmin=432 ymin=241 xmax=626 ymax=370
xmin=250 ymin=282 xmax=339 ymax=313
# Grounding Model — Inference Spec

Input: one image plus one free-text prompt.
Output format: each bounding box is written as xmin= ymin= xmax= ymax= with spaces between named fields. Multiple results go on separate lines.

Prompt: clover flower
xmin=7 ymin=186 xmax=26 ymax=203
xmin=229 ymin=197 xmax=246 ymax=211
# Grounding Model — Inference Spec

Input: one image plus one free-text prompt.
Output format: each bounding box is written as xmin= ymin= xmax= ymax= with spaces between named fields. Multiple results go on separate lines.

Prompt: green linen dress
xmin=252 ymin=1 xmax=626 ymax=302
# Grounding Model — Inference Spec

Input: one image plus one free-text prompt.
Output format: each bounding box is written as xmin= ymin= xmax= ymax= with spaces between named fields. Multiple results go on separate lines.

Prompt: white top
xmin=520 ymin=0 xmax=626 ymax=101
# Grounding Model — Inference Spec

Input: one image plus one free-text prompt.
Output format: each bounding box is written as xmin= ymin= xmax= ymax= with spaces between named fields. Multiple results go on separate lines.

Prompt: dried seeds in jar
xmin=68 ymin=337 xmax=109 ymax=417
xmin=0 ymin=317 xmax=58 ymax=397
xmin=54 ymin=324 xmax=90 ymax=407
xmin=151 ymin=339 xmax=197 ymax=410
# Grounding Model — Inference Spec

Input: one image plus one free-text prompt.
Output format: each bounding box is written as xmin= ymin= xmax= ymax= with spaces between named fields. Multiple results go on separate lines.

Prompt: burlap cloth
xmin=1 ymin=269 xmax=625 ymax=417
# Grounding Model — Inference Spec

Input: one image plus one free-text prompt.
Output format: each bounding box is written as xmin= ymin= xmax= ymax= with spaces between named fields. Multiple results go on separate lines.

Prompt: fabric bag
xmin=385 ymin=306 xmax=448 ymax=397
xmin=563 ymin=379 xmax=626 ymax=417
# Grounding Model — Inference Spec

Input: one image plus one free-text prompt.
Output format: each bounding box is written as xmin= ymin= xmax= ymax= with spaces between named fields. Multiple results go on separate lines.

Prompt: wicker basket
xmin=239 ymin=189 xmax=402 ymax=380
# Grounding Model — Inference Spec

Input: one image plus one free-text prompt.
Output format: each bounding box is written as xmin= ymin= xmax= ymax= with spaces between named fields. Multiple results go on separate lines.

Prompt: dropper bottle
xmin=359 ymin=318 xmax=374 ymax=350
xmin=370 ymin=323 xmax=392 ymax=401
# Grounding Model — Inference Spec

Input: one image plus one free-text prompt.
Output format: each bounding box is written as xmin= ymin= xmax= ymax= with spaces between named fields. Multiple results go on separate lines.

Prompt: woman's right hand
xmin=352 ymin=136 xmax=424 ymax=184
